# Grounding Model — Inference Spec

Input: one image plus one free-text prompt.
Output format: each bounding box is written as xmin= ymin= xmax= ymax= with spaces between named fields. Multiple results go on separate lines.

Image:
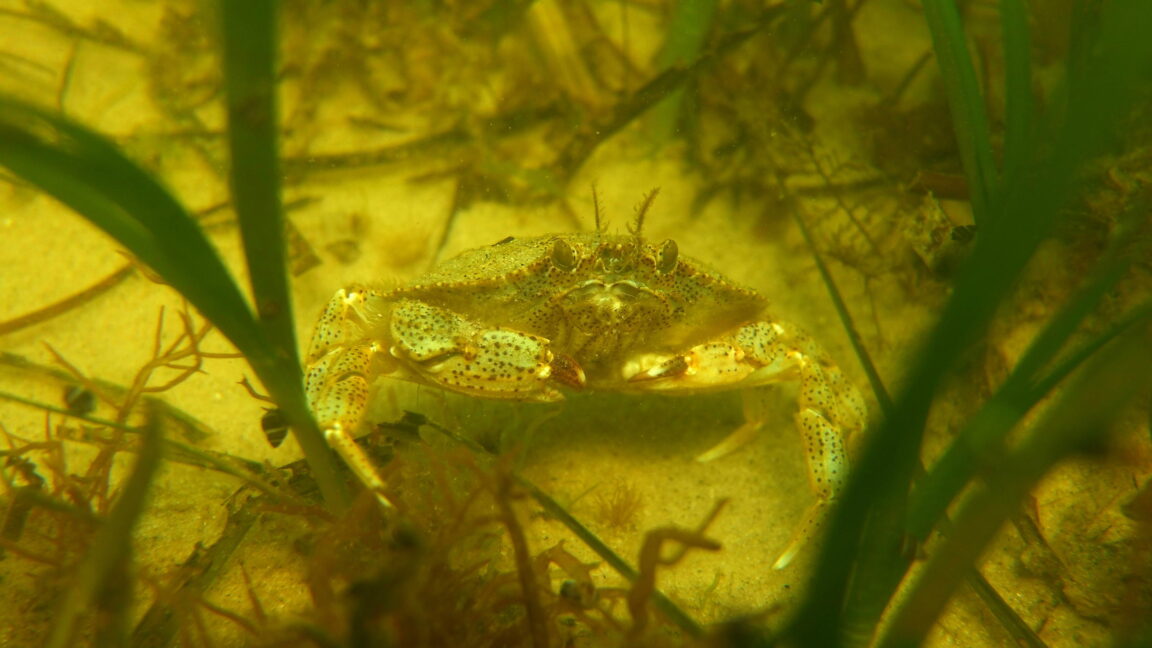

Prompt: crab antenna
xmin=630 ymin=187 xmax=661 ymax=239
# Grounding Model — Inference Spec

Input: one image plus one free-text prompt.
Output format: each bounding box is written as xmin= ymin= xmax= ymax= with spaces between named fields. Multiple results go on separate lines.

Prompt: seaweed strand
xmin=0 ymin=264 xmax=133 ymax=337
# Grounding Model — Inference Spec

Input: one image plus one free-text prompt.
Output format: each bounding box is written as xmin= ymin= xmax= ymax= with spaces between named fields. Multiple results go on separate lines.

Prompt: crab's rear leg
xmin=305 ymin=287 xmax=397 ymax=510
xmin=627 ymin=320 xmax=866 ymax=568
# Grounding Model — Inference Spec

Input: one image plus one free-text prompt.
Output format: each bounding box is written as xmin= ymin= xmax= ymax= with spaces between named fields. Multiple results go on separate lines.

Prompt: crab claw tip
xmin=628 ymin=355 xmax=691 ymax=383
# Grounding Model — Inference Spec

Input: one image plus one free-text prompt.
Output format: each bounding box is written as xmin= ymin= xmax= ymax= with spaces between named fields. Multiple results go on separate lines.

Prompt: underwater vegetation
xmin=594 ymin=482 xmax=645 ymax=532
xmin=1 ymin=0 xmax=1151 ymax=647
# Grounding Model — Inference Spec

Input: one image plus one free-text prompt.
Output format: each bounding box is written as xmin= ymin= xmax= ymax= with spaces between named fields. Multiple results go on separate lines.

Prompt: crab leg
xmin=626 ymin=320 xmax=866 ymax=568
xmin=305 ymin=287 xmax=396 ymax=509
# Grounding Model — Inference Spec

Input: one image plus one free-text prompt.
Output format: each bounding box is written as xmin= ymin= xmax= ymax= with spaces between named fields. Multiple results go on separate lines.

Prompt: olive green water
xmin=1 ymin=1 xmax=1149 ymax=646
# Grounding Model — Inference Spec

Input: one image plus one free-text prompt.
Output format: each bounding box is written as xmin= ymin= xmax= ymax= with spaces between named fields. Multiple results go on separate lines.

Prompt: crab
xmin=304 ymin=192 xmax=866 ymax=568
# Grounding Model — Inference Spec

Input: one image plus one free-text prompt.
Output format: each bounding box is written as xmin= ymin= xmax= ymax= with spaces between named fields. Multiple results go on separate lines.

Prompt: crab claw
xmin=550 ymin=353 xmax=587 ymax=390
xmin=627 ymin=355 xmax=691 ymax=382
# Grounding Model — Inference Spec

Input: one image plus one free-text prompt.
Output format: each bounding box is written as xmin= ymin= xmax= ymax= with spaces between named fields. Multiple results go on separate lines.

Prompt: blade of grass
xmin=785 ymin=1 xmax=1152 ymax=643
xmin=786 ymin=190 xmax=1029 ymax=647
xmin=878 ymin=321 xmax=1152 ymax=648
xmin=45 ymin=400 xmax=165 ymax=648
xmin=0 ymin=96 xmax=348 ymax=509
xmin=907 ymin=205 xmax=1149 ymax=542
xmin=0 ymin=99 xmax=261 ymax=350
xmin=793 ymin=209 xmax=1043 ymax=648
xmin=999 ymin=0 xmax=1032 ymax=187
xmin=0 ymin=263 xmax=134 ymax=336
xmin=648 ymin=0 xmax=718 ymax=147
xmin=921 ymin=0 xmax=998 ymax=226
xmin=962 ymin=570 xmax=1047 ymax=648
xmin=220 ymin=0 xmax=292 ymax=355
xmin=903 ymin=0 xmax=1152 ymax=544
xmin=215 ymin=0 xmax=348 ymax=510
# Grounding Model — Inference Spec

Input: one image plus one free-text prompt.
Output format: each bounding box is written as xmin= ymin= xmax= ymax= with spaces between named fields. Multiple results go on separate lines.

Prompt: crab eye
xmin=551 ymin=239 xmax=578 ymax=272
xmin=656 ymin=239 xmax=678 ymax=273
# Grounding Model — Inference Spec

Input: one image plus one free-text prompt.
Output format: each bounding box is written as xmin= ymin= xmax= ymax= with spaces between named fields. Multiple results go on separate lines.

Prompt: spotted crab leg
xmin=626 ymin=320 xmax=866 ymax=568
xmin=305 ymin=287 xmax=396 ymax=510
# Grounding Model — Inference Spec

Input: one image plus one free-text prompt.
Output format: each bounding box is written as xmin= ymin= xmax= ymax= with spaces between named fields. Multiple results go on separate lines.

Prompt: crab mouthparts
xmin=568 ymin=280 xmax=646 ymax=324
xmin=591 ymin=293 xmax=626 ymax=317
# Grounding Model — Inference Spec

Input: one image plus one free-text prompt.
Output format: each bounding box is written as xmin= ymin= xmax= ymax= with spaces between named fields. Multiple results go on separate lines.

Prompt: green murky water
xmin=1 ymin=1 xmax=1149 ymax=646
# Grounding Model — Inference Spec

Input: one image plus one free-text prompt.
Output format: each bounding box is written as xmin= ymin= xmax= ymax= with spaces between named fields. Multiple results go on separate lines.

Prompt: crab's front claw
xmin=623 ymin=322 xmax=796 ymax=389
xmin=624 ymin=320 xmax=866 ymax=569
xmin=390 ymin=300 xmax=576 ymax=402
xmin=625 ymin=342 xmax=769 ymax=388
